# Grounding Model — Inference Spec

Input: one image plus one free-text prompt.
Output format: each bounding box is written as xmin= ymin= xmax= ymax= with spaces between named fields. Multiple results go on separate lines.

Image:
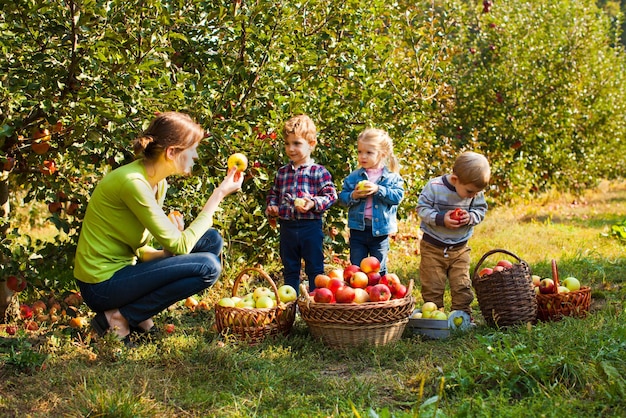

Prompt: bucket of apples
xmin=297 ymin=256 xmax=415 ymax=348
xmin=471 ymin=248 xmax=538 ymax=328
xmin=534 ymin=259 xmax=591 ymax=321
xmin=214 ymin=267 xmax=297 ymax=345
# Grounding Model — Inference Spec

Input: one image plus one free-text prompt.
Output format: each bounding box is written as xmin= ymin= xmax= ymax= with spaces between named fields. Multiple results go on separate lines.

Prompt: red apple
xmin=335 ymin=286 xmax=356 ymax=303
xmin=539 ymin=278 xmax=556 ymax=294
xmin=326 ymin=278 xmax=345 ymax=294
xmin=478 ymin=268 xmax=493 ymax=277
xmin=366 ymin=272 xmax=381 ymax=286
xmin=350 ymin=271 xmax=369 ymax=289
xmin=391 ymin=283 xmax=408 ymax=299
xmin=380 ymin=273 xmax=401 ymax=292
xmin=20 ymin=305 xmax=33 ymax=320
xmin=164 ymin=323 xmax=176 ymax=334
xmin=450 ymin=208 xmax=463 ymax=221
xmin=6 ymin=275 xmax=27 ymax=292
xmin=369 ymin=283 xmax=392 ymax=302
xmin=5 ymin=325 xmax=17 ymax=336
xmin=360 ymin=256 xmax=381 ymax=274
xmin=493 ymin=265 xmax=505 ymax=272
xmin=343 ymin=265 xmax=361 ymax=281
xmin=496 ymin=260 xmax=514 ymax=270
xmin=314 ymin=287 xmax=334 ymax=303
xmin=314 ymin=274 xmax=331 ymax=289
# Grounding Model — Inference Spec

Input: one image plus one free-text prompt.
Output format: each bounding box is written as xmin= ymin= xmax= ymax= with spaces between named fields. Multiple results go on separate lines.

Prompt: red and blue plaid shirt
xmin=266 ymin=161 xmax=337 ymax=220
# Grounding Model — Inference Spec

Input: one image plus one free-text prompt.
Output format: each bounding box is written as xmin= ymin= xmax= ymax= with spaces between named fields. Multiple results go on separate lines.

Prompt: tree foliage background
xmin=1 ymin=0 xmax=625 ymax=295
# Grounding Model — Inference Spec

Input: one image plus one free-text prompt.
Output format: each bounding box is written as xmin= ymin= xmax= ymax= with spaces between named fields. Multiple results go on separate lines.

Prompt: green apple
xmin=562 ymin=276 xmax=580 ymax=291
xmin=277 ymin=285 xmax=297 ymax=303
xmin=294 ymin=198 xmax=306 ymax=208
xmin=558 ymin=286 xmax=570 ymax=293
xmin=421 ymin=302 xmax=438 ymax=314
xmin=357 ymin=180 xmax=367 ymax=190
xmin=255 ymin=295 xmax=275 ymax=308
xmin=218 ymin=297 xmax=235 ymax=307
xmin=411 ymin=311 xmax=423 ymax=319
xmin=432 ymin=310 xmax=448 ymax=320
xmin=253 ymin=286 xmax=273 ymax=301
xmin=236 ymin=298 xmax=256 ymax=308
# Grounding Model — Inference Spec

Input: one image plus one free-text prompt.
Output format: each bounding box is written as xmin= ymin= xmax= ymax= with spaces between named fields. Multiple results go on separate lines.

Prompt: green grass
xmin=2 ymin=181 xmax=626 ymax=417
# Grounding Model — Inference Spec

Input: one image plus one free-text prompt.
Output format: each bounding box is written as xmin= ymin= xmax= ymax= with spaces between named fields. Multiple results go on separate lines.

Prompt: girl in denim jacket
xmin=338 ymin=128 xmax=404 ymax=275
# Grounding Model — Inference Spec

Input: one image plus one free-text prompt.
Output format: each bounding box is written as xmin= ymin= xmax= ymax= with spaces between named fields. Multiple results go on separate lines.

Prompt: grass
xmin=1 ymin=180 xmax=626 ymax=417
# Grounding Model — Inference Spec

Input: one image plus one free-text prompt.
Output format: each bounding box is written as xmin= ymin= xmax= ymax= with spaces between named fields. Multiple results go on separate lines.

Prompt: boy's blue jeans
xmin=77 ymin=229 xmax=223 ymax=327
xmin=279 ymin=219 xmax=324 ymax=293
xmin=349 ymin=226 xmax=390 ymax=275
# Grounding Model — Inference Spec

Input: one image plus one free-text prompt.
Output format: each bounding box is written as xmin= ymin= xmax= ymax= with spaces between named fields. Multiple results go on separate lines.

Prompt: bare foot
xmin=104 ymin=309 xmax=130 ymax=338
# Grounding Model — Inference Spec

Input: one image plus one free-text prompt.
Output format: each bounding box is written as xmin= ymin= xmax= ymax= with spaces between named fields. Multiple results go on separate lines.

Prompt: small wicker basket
xmin=297 ymin=280 xmax=415 ymax=348
xmin=472 ymin=249 xmax=538 ymax=328
xmin=214 ymin=267 xmax=296 ymax=345
xmin=536 ymin=260 xmax=591 ymax=321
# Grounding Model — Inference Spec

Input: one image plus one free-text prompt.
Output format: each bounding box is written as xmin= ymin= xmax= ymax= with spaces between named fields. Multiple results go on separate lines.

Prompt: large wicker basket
xmin=472 ymin=249 xmax=538 ymax=328
xmin=536 ymin=260 xmax=592 ymax=321
xmin=297 ymin=280 xmax=415 ymax=348
xmin=214 ymin=267 xmax=296 ymax=345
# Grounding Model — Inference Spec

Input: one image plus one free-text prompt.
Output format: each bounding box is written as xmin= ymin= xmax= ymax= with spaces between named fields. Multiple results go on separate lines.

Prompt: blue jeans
xmin=349 ymin=226 xmax=389 ymax=275
xmin=77 ymin=229 xmax=223 ymax=327
xmin=279 ymin=219 xmax=324 ymax=293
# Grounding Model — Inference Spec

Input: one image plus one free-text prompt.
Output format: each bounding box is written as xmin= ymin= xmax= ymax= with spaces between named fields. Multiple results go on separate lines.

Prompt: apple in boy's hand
xmin=450 ymin=208 xmax=463 ymax=221
xmin=294 ymin=198 xmax=306 ymax=208
xmin=227 ymin=153 xmax=248 ymax=172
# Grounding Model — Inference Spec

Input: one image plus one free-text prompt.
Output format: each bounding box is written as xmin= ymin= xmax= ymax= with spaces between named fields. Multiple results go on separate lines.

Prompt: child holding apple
xmin=416 ymin=151 xmax=490 ymax=316
xmin=265 ymin=114 xmax=337 ymax=293
xmin=338 ymin=128 xmax=405 ymax=276
xmin=74 ymin=112 xmax=243 ymax=345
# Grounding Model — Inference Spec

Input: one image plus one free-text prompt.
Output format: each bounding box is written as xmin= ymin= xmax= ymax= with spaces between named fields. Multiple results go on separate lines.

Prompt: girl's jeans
xmin=349 ymin=226 xmax=390 ymax=276
xmin=77 ymin=229 xmax=223 ymax=327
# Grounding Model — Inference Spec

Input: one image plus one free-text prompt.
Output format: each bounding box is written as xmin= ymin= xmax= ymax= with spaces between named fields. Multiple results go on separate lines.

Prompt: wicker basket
xmin=536 ymin=260 xmax=591 ymax=321
xmin=214 ymin=267 xmax=296 ymax=345
xmin=472 ymin=249 xmax=538 ymax=328
xmin=297 ymin=280 xmax=415 ymax=348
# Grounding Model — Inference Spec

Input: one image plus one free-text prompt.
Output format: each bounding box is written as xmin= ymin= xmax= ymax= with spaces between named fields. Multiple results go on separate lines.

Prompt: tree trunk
xmin=0 ymin=176 xmax=19 ymax=321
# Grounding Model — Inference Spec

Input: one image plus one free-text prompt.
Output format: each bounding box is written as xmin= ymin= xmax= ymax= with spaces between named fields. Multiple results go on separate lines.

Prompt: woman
xmin=74 ymin=112 xmax=243 ymax=345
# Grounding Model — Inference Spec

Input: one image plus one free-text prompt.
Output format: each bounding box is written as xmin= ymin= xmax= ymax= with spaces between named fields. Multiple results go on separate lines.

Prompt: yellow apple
xmin=253 ymin=286 xmax=273 ymax=301
xmin=218 ymin=297 xmax=235 ymax=307
xmin=294 ymin=198 xmax=306 ymax=208
xmin=255 ymin=295 xmax=275 ymax=308
xmin=227 ymin=153 xmax=248 ymax=172
xmin=421 ymin=302 xmax=438 ymax=314
xmin=277 ymin=285 xmax=297 ymax=303
xmin=357 ymin=180 xmax=367 ymax=190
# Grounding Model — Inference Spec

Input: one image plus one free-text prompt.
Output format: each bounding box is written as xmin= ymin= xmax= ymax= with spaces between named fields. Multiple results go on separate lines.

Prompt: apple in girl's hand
xmin=343 ymin=265 xmax=361 ymax=281
xmin=227 ymin=153 xmax=248 ymax=172
xmin=349 ymin=272 xmax=369 ymax=289
xmin=277 ymin=285 xmax=297 ymax=303
xmin=335 ymin=286 xmax=356 ymax=303
xmin=314 ymin=287 xmax=334 ymax=303
xmin=360 ymin=256 xmax=381 ymax=274
xmin=357 ymin=180 xmax=368 ymax=190
xmin=314 ymin=274 xmax=331 ymax=289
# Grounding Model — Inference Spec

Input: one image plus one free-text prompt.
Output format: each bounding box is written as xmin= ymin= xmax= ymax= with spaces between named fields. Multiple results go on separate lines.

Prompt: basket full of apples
xmin=472 ymin=249 xmax=538 ymax=328
xmin=214 ymin=267 xmax=297 ymax=345
xmin=297 ymin=256 xmax=415 ymax=348
xmin=535 ymin=259 xmax=591 ymax=321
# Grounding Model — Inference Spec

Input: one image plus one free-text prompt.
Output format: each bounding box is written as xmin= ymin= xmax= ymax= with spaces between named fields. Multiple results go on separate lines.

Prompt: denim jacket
xmin=338 ymin=167 xmax=404 ymax=237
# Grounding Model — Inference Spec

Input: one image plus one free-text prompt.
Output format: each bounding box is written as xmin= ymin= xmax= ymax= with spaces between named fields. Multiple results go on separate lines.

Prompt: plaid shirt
xmin=266 ymin=161 xmax=337 ymax=220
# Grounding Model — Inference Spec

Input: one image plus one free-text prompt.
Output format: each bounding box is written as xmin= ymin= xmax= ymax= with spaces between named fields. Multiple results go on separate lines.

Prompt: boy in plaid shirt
xmin=266 ymin=115 xmax=337 ymax=293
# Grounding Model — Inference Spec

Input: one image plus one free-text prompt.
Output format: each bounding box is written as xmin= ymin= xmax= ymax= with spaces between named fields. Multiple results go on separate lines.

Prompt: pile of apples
xmin=477 ymin=259 xmax=514 ymax=277
xmin=410 ymin=302 xmax=449 ymax=321
xmin=217 ymin=284 xmax=297 ymax=309
xmin=309 ymin=256 xmax=408 ymax=304
xmin=532 ymin=274 xmax=581 ymax=295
